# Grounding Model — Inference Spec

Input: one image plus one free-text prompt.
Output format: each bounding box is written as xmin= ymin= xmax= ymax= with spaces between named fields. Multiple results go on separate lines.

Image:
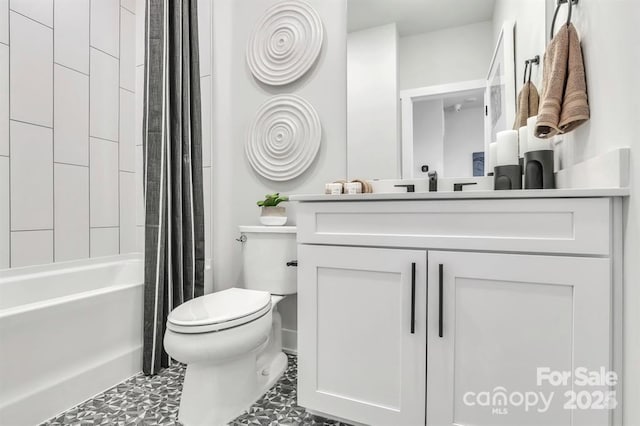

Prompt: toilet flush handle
xmin=286 ymin=260 xmax=298 ymax=267
xmin=235 ymin=235 xmax=247 ymax=243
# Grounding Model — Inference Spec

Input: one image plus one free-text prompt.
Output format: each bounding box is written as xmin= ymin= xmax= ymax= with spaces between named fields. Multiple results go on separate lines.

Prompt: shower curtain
xmin=142 ymin=0 xmax=205 ymax=375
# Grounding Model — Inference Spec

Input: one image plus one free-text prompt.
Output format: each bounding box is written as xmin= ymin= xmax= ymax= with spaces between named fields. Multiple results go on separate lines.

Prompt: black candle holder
xmin=494 ymin=165 xmax=522 ymax=190
xmin=524 ymin=150 xmax=555 ymax=189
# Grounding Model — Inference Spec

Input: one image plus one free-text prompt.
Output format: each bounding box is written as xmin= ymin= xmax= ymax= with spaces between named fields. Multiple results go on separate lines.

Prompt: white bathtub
xmin=0 ymin=255 xmax=144 ymax=426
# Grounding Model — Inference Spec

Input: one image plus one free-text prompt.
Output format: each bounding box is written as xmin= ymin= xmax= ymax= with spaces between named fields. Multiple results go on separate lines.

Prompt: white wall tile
xmin=135 ymin=65 xmax=144 ymax=146
xmin=0 ymin=0 xmax=7 ymax=45
xmin=90 ymin=0 xmax=119 ymax=57
xmin=10 ymin=121 xmax=53 ymax=230
xmin=203 ymin=166 xmax=211 ymax=259
xmin=0 ymin=44 xmax=8 ymax=156
xmin=54 ymin=65 xmax=89 ymax=165
xmin=10 ymin=0 xmax=53 ymax=27
xmin=120 ymin=7 xmax=135 ymax=91
xmin=135 ymin=145 xmax=144 ymax=226
xmin=90 ymin=227 xmax=118 ymax=257
xmin=54 ymin=164 xmax=89 ymax=261
xmin=119 ymin=171 xmax=136 ymax=253
xmin=0 ymin=157 xmax=9 ymax=268
xmin=119 ymin=88 xmax=135 ymax=171
xmin=90 ymin=48 xmax=119 ymax=141
xmin=54 ymin=0 xmax=90 ymax=74
xmin=198 ymin=0 xmax=211 ymax=77
xmin=121 ymin=0 xmax=134 ymax=14
xmin=90 ymin=138 xmax=118 ymax=227
xmin=201 ymin=75 xmax=211 ymax=167
xmin=11 ymin=230 xmax=53 ymax=267
xmin=10 ymin=12 xmax=53 ymax=127
xmin=135 ymin=0 xmax=144 ymax=66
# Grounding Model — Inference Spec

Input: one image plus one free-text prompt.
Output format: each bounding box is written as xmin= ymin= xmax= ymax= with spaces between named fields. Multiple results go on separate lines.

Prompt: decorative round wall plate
xmin=246 ymin=95 xmax=321 ymax=181
xmin=247 ymin=0 xmax=324 ymax=86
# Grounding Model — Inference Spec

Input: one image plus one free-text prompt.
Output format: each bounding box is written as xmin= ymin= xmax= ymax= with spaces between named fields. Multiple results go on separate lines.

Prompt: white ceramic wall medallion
xmin=247 ymin=0 xmax=324 ymax=86
xmin=246 ymin=94 xmax=321 ymax=181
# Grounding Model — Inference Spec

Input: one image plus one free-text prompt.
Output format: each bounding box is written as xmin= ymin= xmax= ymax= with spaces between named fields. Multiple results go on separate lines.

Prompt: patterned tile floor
xmin=42 ymin=354 xmax=351 ymax=426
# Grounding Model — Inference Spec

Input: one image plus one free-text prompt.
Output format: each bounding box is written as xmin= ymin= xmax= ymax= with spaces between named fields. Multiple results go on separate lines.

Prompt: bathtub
xmin=0 ymin=254 xmax=144 ymax=426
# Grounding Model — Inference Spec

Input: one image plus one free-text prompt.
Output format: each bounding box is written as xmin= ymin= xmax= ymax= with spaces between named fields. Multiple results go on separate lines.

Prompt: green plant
xmin=257 ymin=193 xmax=289 ymax=207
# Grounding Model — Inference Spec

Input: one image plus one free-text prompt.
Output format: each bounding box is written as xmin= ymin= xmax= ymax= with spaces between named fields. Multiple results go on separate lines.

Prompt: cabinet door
xmin=427 ymin=251 xmax=611 ymax=426
xmin=298 ymin=245 xmax=427 ymax=426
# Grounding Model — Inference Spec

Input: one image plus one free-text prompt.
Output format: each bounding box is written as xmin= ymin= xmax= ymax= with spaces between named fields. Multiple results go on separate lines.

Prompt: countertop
xmin=290 ymin=187 xmax=630 ymax=202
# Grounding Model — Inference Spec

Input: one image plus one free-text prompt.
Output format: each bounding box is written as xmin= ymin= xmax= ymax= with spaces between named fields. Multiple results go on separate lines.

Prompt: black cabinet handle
xmin=439 ymin=264 xmax=444 ymax=338
xmin=410 ymin=263 xmax=416 ymax=334
xmin=286 ymin=260 xmax=298 ymax=267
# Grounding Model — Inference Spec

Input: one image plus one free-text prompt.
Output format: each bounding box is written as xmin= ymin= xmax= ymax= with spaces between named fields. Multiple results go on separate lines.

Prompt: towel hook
xmin=522 ymin=61 xmax=529 ymax=85
xmin=523 ymin=56 xmax=540 ymax=84
xmin=551 ymin=0 xmax=578 ymax=39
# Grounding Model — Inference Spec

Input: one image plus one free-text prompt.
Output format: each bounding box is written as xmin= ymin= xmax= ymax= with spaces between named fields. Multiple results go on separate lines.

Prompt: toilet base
xmin=176 ymin=298 xmax=288 ymax=426
xmin=178 ymin=350 xmax=288 ymax=426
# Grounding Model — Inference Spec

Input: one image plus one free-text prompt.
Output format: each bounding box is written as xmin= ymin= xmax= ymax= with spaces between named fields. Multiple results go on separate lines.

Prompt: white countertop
xmin=290 ymin=187 xmax=630 ymax=202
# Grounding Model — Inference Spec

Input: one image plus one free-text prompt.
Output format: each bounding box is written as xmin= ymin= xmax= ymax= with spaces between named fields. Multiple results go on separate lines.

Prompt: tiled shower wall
xmin=0 ymin=0 xmax=212 ymax=269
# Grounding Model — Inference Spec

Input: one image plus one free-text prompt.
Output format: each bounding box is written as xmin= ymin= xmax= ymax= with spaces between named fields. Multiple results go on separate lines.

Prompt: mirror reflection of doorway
xmin=400 ymin=81 xmax=486 ymax=179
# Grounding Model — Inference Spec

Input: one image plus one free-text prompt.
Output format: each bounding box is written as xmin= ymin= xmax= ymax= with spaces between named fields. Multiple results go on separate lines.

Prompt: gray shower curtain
xmin=142 ymin=0 xmax=205 ymax=375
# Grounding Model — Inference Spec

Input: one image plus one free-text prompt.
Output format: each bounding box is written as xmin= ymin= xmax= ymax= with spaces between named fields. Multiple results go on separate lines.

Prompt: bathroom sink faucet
xmin=394 ymin=184 xmax=415 ymax=193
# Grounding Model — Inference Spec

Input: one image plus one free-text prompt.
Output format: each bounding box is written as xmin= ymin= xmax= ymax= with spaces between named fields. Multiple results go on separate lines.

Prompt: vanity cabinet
xmin=297 ymin=245 xmax=427 ymax=426
xmin=427 ymin=251 xmax=611 ymax=426
xmin=295 ymin=195 xmax=623 ymax=426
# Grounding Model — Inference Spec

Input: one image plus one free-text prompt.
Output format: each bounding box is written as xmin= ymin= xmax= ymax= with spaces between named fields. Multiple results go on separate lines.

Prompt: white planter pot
xmin=259 ymin=206 xmax=288 ymax=226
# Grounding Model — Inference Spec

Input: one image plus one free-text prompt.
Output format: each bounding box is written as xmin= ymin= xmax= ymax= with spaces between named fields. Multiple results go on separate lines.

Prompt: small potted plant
xmin=257 ymin=193 xmax=289 ymax=226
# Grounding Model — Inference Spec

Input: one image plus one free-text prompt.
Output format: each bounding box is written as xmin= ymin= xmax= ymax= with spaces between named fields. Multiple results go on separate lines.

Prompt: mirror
xmin=346 ymin=0 xmax=543 ymax=180
xmin=401 ymin=81 xmax=487 ymax=179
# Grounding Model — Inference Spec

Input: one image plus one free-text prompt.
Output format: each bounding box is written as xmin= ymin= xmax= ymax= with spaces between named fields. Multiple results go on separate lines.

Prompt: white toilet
xmin=164 ymin=225 xmax=297 ymax=426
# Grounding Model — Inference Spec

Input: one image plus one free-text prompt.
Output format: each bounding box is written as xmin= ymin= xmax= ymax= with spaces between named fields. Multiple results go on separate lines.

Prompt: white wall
xmin=212 ymin=0 xmax=347 ymax=344
xmin=443 ymin=106 xmax=485 ymax=177
xmin=412 ymin=99 xmax=444 ymax=177
xmin=347 ymin=23 xmax=399 ymax=180
xmin=493 ymin=1 xmax=640 ymax=424
xmin=398 ymin=21 xmax=494 ymax=90
xmin=492 ymin=0 xmax=546 ymax=93
xmin=0 ymin=0 xmax=138 ymax=268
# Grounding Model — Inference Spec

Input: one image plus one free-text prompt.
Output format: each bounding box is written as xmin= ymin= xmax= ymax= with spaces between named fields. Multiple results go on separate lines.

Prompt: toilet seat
xmin=167 ymin=288 xmax=271 ymax=334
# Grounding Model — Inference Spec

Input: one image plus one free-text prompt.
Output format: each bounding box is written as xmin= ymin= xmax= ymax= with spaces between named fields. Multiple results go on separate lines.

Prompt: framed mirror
xmin=484 ymin=20 xmax=516 ymax=175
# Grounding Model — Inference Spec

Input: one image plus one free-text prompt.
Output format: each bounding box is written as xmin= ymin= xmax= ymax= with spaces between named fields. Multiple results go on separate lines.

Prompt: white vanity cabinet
xmin=426 ymin=251 xmax=611 ymax=426
xmin=297 ymin=245 xmax=427 ymax=426
xmin=294 ymin=194 xmax=624 ymax=426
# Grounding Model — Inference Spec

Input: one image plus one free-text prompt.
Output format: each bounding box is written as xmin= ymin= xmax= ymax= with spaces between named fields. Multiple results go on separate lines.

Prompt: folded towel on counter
xmin=513 ymin=81 xmax=540 ymax=129
xmin=536 ymin=23 xmax=589 ymax=138
xmin=350 ymin=179 xmax=373 ymax=193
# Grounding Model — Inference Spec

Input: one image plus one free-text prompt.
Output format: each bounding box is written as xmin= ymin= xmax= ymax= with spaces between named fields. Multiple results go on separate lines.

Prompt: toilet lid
xmin=167 ymin=288 xmax=271 ymax=333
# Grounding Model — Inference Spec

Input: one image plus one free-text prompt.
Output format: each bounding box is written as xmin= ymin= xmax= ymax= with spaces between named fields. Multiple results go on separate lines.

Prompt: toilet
xmin=164 ymin=226 xmax=297 ymax=426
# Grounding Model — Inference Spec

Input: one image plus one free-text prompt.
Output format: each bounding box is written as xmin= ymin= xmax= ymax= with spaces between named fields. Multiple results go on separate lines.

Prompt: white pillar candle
xmin=489 ymin=142 xmax=498 ymax=171
xmin=526 ymin=116 xmax=552 ymax=152
xmin=518 ymin=126 xmax=528 ymax=157
xmin=496 ymin=130 xmax=519 ymax=166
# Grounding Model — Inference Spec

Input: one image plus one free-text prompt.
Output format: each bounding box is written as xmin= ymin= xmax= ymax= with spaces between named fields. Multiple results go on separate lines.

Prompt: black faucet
xmin=428 ymin=171 xmax=438 ymax=192
xmin=394 ymin=184 xmax=415 ymax=193
xmin=453 ymin=182 xmax=478 ymax=192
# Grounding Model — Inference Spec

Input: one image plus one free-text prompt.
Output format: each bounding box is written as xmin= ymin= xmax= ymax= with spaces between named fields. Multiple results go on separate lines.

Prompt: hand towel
xmin=536 ymin=23 xmax=589 ymax=138
xmin=513 ymin=81 xmax=540 ymax=129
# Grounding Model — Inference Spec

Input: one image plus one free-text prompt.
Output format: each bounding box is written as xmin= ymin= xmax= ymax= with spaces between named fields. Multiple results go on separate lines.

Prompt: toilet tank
xmin=238 ymin=226 xmax=297 ymax=295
